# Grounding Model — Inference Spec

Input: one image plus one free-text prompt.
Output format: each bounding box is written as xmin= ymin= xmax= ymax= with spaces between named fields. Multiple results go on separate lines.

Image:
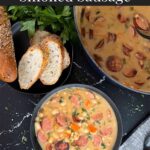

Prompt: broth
xmin=35 ymin=87 xmax=118 ymax=150
xmin=77 ymin=6 xmax=150 ymax=92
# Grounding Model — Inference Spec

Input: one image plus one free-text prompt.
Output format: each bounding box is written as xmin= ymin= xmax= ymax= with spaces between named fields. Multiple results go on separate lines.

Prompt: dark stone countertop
xmin=0 ymin=41 xmax=149 ymax=150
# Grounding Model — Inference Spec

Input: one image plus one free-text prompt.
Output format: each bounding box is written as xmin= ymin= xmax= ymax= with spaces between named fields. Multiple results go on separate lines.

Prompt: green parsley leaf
xmin=101 ymin=143 xmax=106 ymax=149
xmin=20 ymin=20 xmax=35 ymax=37
xmin=7 ymin=6 xmax=77 ymax=44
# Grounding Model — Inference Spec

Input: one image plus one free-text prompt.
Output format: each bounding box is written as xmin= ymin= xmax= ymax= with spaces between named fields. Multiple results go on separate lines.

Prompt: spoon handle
xmin=136 ymin=29 xmax=150 ymax=40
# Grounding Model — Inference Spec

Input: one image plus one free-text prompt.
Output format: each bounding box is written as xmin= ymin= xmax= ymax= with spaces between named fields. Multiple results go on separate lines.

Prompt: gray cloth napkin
xmin=119 ymin=116 xmax=150 ymax=150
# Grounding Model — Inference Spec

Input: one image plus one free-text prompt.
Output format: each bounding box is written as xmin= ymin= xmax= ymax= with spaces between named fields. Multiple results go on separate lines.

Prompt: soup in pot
xmin=34 ymin=87 xmax=118 ymax=150
xmin=76 ymin=6 xmax=150 ymax=92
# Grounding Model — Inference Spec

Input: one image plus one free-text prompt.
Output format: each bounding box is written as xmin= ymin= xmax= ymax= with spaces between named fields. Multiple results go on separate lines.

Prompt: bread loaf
xmin=0 ymin=7 xmax=17 ymax=82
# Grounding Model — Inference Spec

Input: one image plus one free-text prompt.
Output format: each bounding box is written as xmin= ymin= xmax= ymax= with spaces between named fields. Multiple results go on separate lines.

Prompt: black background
xmin=1 ymin=0 xmax=150 ymax=6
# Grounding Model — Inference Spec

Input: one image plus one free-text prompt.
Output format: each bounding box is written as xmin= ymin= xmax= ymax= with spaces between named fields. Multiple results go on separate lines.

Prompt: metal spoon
xmin=144 ymin=133 xmax=150 ymax=150
xmin=136 ymin=28 xmax=150 ymax=40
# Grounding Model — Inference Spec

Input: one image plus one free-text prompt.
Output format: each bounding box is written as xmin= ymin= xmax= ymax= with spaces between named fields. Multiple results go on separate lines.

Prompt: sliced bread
xmin=30 ymin=30 xmax=51 ymax=46
xmin=31 ymin=31 xmax=70 ymax=70
xmin=62 ymin=47 xmax=70 ymax=70
xmin=39 ymin=35 xmax=63 ymax=85
xmin=18 ymin=45 xmax=44 ymax=90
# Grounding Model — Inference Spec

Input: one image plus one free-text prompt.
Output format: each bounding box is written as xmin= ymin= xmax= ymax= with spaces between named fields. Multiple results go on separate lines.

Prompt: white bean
xmin=65 ymin=138 xmax=69 ymax=142
xmin=66 ymin=130 xmax=71 ymax=134
xmin=60 ymin=102 xmax=66 ymax=106
xmin=57 ymin=128 xmax=64 ymax=132
xmin=35 ymin=122 xmax=41 ymax=131
xmin=83 ymin=129 xmax=89 ymax=133
xmin=48 ymin=138 xmax=53 ymax=143
xmin=83 ymin=123 xmax=88 ymax=127
xmin=92 ymin=100 xmax=97 ymax=104
xmin=52 ymin=133 xmax=58 ymax=139
xmin=39 ymin=113 xmax=43 ymax=118
xmin=52 ymin=109 xmax=59 ymax=115
xmin=82 ymin=112 xmax=87 ymax=117
xmin=35 ymin=117 xmax=40 ymax=122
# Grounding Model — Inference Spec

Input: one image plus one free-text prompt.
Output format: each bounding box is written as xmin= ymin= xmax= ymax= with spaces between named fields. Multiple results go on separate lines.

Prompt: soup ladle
xmin=144 ymin=133 xmax=150 ymax=150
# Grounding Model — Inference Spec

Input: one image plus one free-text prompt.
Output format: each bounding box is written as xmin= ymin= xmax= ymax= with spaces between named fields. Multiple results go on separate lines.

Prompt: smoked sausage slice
xmin=106 ymin=56 xmax=123 ymax=72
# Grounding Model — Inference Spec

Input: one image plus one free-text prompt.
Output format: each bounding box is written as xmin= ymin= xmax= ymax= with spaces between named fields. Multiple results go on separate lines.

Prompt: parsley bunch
xmin=7 ymin=6 xmax=77 ymax=43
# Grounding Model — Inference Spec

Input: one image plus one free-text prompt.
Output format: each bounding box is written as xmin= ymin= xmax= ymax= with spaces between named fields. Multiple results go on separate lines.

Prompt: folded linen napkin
xmin=119 ymin=116 xmax=150 ymax=150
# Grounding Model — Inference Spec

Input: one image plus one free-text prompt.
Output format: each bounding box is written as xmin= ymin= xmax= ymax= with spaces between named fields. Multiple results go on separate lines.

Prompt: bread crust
xmin=0 ymin=7 xmax=17 ymax=82
xmin=39 ymin=35 xmax=63 ymax=85
xmin=62 ymin=47 xmax=70 ymax=70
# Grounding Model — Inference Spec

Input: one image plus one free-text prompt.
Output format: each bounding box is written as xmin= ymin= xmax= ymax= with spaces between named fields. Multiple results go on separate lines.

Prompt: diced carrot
xmin=65 ymin=132 xmax=71 ymax=138
xmin=88 ymin=124 xmax=97 ymax=133
xmin=84 ymin=99 xmax=91 ymax=108
xmin=71 ymin=123 xmax=80 ymax=131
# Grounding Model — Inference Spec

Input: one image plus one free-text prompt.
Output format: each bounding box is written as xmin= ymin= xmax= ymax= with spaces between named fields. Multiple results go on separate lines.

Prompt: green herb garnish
xmin=141 ymin=95 xmax=145 ymax=98
xmin=96 ymin=11 xmax=100 ymax=14
xmin=82 ymin=108 xmax=87 ymax=112
xmin=7 ymin=6 xmax=77 ymax=44
xmin=101 ymin=143 xmax=106 ymax=149
xmin=123 ymin=58 xmax=126 ymax=64
xmin=95 ymin=120 xmax=101 ymax=124
xmin=125 ymin=22 xmax=129 ymax=29
xmin=72 ymin=109 xmax=79 ymax=117
xmin=59 ymin=97 xmax=64 ymax=103
xmin=81 ymin=108 xmax=90 ymax=120
xmin=87 ymin=115 xmax=90 ymax=120
xmin=47 ymin=132 xmax=51 ymax=137
xmin=130 ymin=7 xmax=134 ymax=11
xmin=87 ymin=133 xmax=92 ymax=139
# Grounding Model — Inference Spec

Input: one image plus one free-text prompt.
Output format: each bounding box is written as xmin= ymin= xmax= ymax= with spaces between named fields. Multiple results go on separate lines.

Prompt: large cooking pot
xmin=73 ymin=6 xmax=150 ymax=95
